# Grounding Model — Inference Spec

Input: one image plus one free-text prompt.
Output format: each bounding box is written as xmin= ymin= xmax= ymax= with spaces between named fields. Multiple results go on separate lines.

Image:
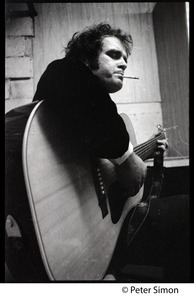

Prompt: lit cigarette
xmin=123 ymin=76 xmax=139 ymax=79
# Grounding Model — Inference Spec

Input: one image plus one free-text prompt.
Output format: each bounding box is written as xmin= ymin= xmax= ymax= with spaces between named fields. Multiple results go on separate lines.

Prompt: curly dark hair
xmin=65 ymin=23 xmax=133 ymax=69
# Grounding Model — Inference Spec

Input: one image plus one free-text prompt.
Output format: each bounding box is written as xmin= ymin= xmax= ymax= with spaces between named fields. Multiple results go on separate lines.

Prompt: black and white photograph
xmin=4 ymin=1 xmax=191 ymax=295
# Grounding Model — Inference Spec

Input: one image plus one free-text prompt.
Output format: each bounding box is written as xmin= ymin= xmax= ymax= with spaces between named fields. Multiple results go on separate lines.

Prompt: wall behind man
xmin=5 ymin=3 xmax=35 ymax=113
xmin=153 ymin=2 xmax=189 ymax=157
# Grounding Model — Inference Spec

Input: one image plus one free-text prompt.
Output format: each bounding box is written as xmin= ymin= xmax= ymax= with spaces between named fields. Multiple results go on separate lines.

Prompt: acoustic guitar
xmin=5 ymin=100 xmax=165 ymax=281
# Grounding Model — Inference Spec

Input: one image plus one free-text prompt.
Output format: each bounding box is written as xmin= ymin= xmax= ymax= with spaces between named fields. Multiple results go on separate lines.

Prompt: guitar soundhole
xmin=108 ymin=181 xmax=127 ymax=224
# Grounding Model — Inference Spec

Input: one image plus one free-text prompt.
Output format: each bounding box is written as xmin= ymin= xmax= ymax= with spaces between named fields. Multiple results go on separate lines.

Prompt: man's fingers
xmin=157 ymin=139 xmax=169 ymax=149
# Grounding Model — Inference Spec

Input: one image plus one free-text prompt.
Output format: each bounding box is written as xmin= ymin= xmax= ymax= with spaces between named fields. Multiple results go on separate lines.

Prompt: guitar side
xmin=5 ymin=101 xmax=49 ymax=282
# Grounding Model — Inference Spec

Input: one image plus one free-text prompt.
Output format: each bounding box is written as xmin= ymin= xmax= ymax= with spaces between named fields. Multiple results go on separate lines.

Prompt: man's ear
xmin=82 ymin=57 xmax=99 ymax=71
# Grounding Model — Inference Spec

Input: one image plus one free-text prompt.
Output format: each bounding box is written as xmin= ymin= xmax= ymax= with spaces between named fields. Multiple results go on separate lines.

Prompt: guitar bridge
xmin=91 ymin=159 xmax=108 ymax=219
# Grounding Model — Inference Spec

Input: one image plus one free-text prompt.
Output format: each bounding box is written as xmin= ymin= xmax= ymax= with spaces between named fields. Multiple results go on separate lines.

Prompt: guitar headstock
xmin=155 ymin=124 xmax=178 ymax=140
xmin=154 ymin=124 xmax=166 ymax=140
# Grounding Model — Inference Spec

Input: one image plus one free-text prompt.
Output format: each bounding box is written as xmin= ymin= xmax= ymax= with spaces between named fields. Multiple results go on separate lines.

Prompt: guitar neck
xmin=134 ymin=131 xmax=165 ymax=161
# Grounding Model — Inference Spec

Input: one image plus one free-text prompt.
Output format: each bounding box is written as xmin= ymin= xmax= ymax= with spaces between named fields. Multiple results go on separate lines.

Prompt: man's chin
xmin=99 ymin=77 xmax=123 ymax=93
xmin=108 ymin=83 xmax=123 ymax=93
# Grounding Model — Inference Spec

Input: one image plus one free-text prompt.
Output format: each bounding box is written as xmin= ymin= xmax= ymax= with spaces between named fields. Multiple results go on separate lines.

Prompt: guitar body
xmin=5 ymin=100 xmax=143 ymax=281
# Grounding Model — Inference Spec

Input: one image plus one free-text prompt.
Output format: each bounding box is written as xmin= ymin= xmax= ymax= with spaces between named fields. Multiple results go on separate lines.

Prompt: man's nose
xmin=118 ymin=57 xmax=127 ymax=70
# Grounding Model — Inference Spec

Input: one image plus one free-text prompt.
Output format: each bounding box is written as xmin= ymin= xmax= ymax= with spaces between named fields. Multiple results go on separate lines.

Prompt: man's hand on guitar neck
xmin=156 ymin=139 xmax=169 ymax=154
xmin=115 ymin=152 xmax=147 ymax=197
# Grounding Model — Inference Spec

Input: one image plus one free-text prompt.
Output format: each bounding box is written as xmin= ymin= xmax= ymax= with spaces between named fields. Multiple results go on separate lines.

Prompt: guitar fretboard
xmin=134 ymin=131 xmax=165 ymax=161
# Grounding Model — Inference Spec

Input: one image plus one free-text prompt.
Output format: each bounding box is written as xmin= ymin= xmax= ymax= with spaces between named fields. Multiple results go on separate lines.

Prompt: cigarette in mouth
xmin=123 ymin=76 xmax=139 ymax=79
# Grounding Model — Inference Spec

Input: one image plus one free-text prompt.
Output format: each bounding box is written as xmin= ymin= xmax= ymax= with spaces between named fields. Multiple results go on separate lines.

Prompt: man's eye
xmin=107 ymin=51 xmax=127 ymax=63
xmin=108 ymin=51 xmax=120 ymax=59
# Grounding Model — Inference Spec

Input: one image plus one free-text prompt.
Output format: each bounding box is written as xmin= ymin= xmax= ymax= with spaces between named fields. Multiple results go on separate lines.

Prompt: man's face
xmin=91 ymin=36 xmax=128 ymax=93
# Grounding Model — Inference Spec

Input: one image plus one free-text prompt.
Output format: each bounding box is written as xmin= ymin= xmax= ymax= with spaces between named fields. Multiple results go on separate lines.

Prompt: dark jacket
xmin=33 ymin=57 xmax=129 ymax=159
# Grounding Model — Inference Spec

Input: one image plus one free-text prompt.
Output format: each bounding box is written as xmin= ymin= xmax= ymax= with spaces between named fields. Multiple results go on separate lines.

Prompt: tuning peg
xmin=157 ymin=124 xmax=163 ymax=131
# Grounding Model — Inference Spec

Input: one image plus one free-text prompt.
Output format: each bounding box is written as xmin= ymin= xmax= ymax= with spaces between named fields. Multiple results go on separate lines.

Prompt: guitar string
xmin=134 ymin=132 xmax=165 ymax=154
xmin=137 ymin=138 xmax=164 ymax=155
xmin=134 ymin=133 xmax=165 ymax=160
xmin=135 ymin=138 xmax=163 ymax=158
xmin=136 ymin=140 xmax=165 ymax=160
xmin=135 ymin=132 xmax=188 ymax=160
xmin=135 ymin=145 xmax=155 ymax=160
xmin=140 ymin=140 xmax=165 ymax=160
